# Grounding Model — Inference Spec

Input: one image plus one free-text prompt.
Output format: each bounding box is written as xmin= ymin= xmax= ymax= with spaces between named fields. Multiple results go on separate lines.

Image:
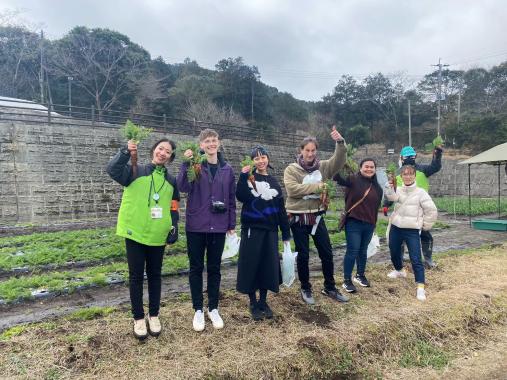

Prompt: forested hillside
xmin=1 ymin=24 xmax=506 ymax=152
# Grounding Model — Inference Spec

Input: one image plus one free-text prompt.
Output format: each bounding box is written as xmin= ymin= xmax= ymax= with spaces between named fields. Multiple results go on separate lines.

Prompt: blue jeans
xmin=388 ymin=224 xmax=425 ymax=284
xmin=343 ymin=218 xmax=375 ymax=280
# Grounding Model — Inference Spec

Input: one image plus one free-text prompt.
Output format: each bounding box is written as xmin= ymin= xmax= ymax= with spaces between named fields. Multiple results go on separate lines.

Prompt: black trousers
xmin=420 ymin=229 xmax=433 ymax=260
xmin=290 ymin=218 xmax=336 ymax=291
xmin=186 ymin=231 xmax=226 ymax=311
xmin=125 ymin=238 xmax=165 ymax=320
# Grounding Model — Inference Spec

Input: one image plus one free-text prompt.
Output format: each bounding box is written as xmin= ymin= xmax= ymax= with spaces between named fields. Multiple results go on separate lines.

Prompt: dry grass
xmin=1 ymin=244 xmax=506 ymax=379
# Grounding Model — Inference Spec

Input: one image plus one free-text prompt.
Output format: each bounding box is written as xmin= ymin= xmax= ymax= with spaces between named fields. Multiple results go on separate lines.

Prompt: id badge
xmin=151 ymin=207 xmax=163 ymax=219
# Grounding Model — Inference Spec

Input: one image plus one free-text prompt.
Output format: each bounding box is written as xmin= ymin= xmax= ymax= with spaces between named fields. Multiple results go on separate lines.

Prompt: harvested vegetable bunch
xmin=340 ymin=144 xmax=359 ymax=176
xmin=177 ymin=142 xmax=206 ymax=182
xmin=120 ymin=119 xmax=152 ymax=144
xmin=432 ymin=135 xmax=444 ymax=148
xmin=386 ymin=162 xmax=398 ymax=189
xmin=119 ymin=120 xmax=152 ymax=171
xmin=240 ymin=155 xmax=257 ymax=191
xmin=317 ymin=182 xmax=330 ymax=210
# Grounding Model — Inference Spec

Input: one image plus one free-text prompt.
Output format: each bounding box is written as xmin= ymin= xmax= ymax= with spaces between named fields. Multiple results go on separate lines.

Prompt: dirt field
xmin=0 ymin=221 xmax=506 ymax=379
xmin=1 ymin=214 xmax=505 ymax=332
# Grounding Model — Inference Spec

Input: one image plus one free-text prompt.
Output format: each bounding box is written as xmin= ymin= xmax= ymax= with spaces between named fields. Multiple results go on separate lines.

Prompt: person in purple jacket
xmin=177 ymin=128 xmax=236 ymax=332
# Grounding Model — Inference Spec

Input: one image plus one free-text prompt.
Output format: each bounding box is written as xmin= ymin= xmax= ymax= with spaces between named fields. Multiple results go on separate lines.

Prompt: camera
xmin=211 ymin=200 xmax=227 ymax=214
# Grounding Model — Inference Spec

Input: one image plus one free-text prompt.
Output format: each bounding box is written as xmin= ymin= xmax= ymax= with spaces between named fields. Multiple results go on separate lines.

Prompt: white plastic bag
xmin=222 ymin=233 xmax=240 ymax=261
xmin=367 ymin=233 xmax=380 ymax=258
xmin=281 ymin=242 xmax=298 ymax=287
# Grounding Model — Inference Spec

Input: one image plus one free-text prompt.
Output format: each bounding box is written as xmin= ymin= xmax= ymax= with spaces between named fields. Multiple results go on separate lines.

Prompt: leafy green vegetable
xmin=240 ymin=155 xmax=255 ymax=176
xmin=177 ymin=141 xmax=206 ymax=182
xmin=120 ymin=119 xmax=152 ymax=144
xmin=386 ymin=162 xmax=397 ymax=175
xmin=433 ymin=135 xmax=444 ymax=148
xmin=340 ymin=144 xmax=358 ymax=176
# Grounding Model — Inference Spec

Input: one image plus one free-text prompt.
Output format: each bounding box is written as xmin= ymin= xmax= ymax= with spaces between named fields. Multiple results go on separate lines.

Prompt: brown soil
xmin=0 ymin=242 xmax=505 ymax=379
xmin=1 ymin=214 xmax=505 ymax=332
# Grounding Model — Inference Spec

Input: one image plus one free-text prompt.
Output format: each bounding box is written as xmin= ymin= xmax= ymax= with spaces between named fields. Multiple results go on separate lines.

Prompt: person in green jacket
xmin=383 ymin=145 xmax=443 ymax=268
xmin=107 ymin=138 xmax=180 ymax=340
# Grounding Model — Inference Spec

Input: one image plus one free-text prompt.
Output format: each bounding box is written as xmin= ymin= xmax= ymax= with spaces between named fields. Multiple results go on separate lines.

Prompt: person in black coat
xmin=236 ymin=145 xmax=291 ymax=320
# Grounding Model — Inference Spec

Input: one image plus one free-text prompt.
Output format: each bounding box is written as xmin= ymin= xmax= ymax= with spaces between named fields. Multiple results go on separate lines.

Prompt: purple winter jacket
xmin=176 ymin=152 xmax=236 ymax=233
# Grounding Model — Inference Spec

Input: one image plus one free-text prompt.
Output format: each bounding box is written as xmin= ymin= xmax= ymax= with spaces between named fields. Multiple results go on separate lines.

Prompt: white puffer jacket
xmin=384 ymin=183 xmax=437 ymax=230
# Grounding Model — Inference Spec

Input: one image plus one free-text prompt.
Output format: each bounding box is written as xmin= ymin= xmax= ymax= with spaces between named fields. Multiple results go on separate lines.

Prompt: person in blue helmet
xmin=383 ymin=143 xmax=443 ymax=268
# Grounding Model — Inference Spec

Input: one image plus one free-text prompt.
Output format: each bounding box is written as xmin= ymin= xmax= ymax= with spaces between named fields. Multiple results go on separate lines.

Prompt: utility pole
xmin=431 ymin=58 xmax=449 ymax=136
xmin=39 ymin=30 xmax=44 ymax=104
xmin=68 ymin=76 xmax=73 ymax=116
xmin=408 ymin=99 xmax=412 ymax=146
xmin=250 ymin=79 xmax=254 ymax=123
xmin=457 ymin=88 xmax=461 ymax=130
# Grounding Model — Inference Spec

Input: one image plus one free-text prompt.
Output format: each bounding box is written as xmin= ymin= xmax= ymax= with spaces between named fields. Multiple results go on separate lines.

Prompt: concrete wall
xmin=0 ymin=120 xmax=505 ymax=225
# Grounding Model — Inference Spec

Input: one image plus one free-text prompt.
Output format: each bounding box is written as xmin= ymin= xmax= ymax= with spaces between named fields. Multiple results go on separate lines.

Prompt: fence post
xmin=91 ymin=105 xmax=95 ymax=126
xmin=163 ymin=113 xmax=167 ymax=127
xmin=47 ymin=102 xmax=51 ymax=124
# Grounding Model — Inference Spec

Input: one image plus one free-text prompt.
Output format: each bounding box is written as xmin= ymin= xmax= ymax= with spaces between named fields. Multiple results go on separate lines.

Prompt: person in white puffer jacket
xmin=384 ymin=165 xmax=438 ymax=301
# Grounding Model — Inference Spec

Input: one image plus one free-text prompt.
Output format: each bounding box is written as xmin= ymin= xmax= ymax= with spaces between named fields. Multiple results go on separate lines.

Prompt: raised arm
xmin=418 ymin=147 xmax=443 ymax=178
xmin=333 ymin=172 xmax=353 ymax=187
xmin=319 ymin=140 xmax=346 ymax=180
xmin=236 ymin=168 xmax=256 ymax=203
xmin=106 ymin=145 xmax=134 ymax=186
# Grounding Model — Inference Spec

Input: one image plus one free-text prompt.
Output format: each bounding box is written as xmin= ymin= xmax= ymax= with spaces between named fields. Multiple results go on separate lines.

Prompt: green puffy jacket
xmin=107 ymin=149 xmax=180 ymax=246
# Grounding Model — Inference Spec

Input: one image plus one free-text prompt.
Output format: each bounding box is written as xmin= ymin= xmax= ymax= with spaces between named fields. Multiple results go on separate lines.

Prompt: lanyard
xmin=148 ymin=171 xmax=166 ymax=207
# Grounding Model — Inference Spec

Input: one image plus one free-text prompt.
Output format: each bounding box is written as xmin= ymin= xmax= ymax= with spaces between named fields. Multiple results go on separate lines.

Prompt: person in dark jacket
xmin=334 ymin=158 xmax=383 ymax=293
xmin=236 ymin=145 xmax=291 ymax=320
xmin=107 ymin=138 xmax=179 ymax=340
xmin=177 ymin=128 xmax=236 ymax=332
xmin=383 ymin=145 xmax=443 ymax=268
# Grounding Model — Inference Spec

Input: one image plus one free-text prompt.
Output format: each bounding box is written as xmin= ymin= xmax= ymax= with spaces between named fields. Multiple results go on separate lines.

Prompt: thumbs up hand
xmin=330 ymin=125 xmax=343 ymax=142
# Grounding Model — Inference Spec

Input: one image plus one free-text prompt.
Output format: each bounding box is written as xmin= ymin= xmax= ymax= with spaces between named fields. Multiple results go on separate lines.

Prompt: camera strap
xmin=205 ymin=161 xmax=225 ymax=203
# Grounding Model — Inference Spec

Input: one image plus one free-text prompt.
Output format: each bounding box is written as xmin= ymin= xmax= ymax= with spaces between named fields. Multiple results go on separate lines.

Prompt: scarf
xmin=297 ymin=155 xmax=320 ymax=173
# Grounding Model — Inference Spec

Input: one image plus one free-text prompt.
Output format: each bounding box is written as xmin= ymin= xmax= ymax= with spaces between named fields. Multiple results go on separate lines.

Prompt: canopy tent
xmin=458 ymin=142 xmax=507 ymax=229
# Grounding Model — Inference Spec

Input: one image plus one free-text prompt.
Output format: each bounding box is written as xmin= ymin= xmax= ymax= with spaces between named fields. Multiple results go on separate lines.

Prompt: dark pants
xmin=388 ymin=225 xmax=425 ymax=284
xmin=291 ymin=218 xmax=336 ymax=291
xmin=343 ymin=218 xmax=375 ymax=280
xmin=125 ymin=238 xmax=165 ymax=320
xmin=236 ymin=228 xmax=280 ymax=294
xmin=186 ymin=231 xmax=226 ymax=311
xmin=420 ymin=229 xmax=433 ymax=260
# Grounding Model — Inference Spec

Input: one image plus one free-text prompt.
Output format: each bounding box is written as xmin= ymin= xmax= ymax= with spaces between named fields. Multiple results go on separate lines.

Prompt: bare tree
xmin=184 ymin=99 xmax=248 ymax=126
xmin=48 ymin=26 xmax=149 ymax=115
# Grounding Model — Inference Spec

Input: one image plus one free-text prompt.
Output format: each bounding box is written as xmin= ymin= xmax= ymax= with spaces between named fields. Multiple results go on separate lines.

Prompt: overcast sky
xmin=1 ymin=0 xmax=506 ymax=101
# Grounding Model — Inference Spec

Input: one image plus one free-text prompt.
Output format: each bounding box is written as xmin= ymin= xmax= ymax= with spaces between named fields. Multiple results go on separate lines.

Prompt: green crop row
xmin=0 ymin=254 xmax=190 ymax=302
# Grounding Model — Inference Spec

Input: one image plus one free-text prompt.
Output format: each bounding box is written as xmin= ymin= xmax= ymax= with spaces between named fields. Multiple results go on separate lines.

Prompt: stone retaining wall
xmin=0 ymin=120 xmax=505 ymax=225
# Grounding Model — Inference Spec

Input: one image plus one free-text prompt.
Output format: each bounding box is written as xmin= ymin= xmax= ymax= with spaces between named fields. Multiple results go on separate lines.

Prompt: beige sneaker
xmin=387 ymin=269 xmax=407 ymax=279
xmin=133 ymin=318 xmax=148 ymax=340
xmin=416 ymin=287 xmax=426 ymax=301
xmin=207 ymin=308 xmax=224 ymax=329
xmin=147 ymin=316 xmax=162 ymax=336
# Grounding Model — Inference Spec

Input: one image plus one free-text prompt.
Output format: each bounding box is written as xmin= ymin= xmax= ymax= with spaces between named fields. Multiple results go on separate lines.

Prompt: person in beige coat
xmin=284 ymin=126 xmax=348 ymax=304
xmin=384 ymin=165 xmax=438 ymax=301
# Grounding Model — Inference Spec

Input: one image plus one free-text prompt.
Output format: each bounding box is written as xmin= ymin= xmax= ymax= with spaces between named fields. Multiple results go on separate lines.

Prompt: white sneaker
xmin=193 ymin=310 xmax=205 ymax=332
xmin=147 ymin=315 xmax=162 ymax=336
xmin=207 ymin=308 xmax=224 ymax=329
xmin=133 ymin=318 xmax=148 ymax=340
xmin=387 ymin=269 xmax=407 ymax=278
xmin=416 ymin=287 xmax=426 ymax=301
